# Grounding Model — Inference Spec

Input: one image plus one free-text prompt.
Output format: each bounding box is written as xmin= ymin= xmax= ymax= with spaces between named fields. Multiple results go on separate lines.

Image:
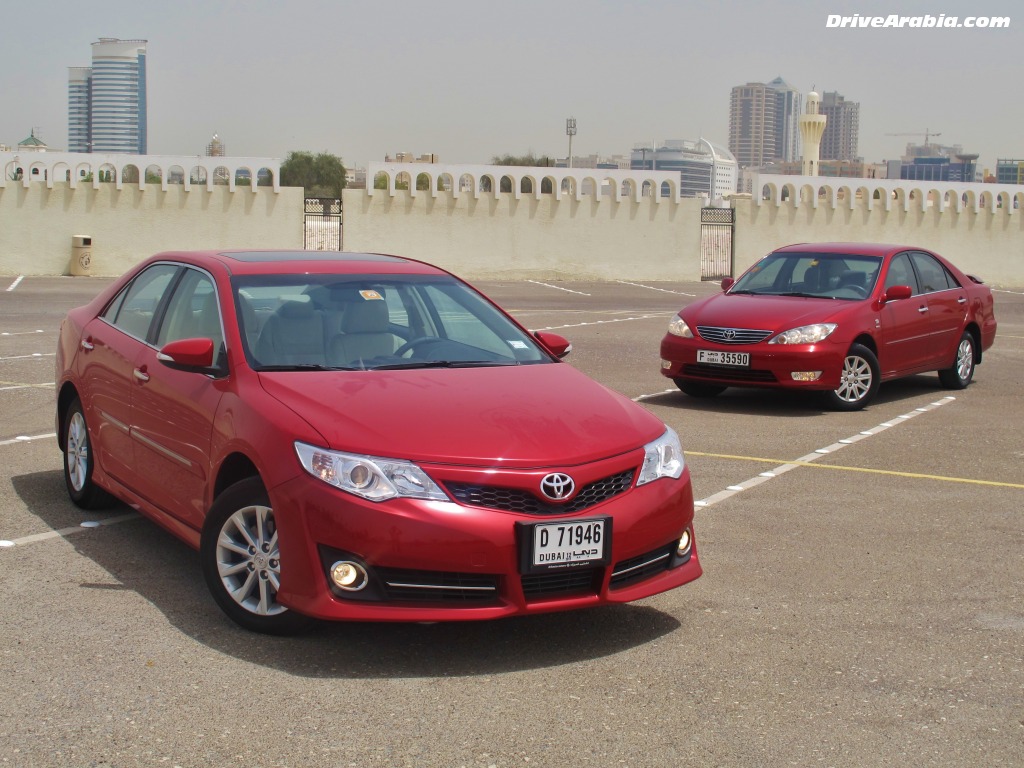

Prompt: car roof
xmin=773 ymin=242 xmax=923 ymax=257
xmin=146 ymin=250 xmax=450 ymax=277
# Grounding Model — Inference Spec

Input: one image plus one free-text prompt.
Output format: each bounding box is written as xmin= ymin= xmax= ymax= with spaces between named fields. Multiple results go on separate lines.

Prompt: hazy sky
xmin=2 ymin=0 xmax=1020 ymax=170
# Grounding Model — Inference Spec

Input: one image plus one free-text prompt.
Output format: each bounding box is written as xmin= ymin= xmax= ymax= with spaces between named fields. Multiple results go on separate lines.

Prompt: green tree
xmin=280 ymin=151 xmax=347 ymax=199
xmin=491 ymin=153 xmax=555 ymax=167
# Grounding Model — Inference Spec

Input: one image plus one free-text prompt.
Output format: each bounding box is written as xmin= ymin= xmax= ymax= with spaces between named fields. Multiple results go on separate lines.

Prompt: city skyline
xmin=1 ymin=0 xmax=1020 ymax=172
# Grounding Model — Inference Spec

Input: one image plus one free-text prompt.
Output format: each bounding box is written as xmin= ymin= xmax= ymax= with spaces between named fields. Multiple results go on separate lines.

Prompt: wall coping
xmin=0 ymin=150 xmax=281 ymax=193
xmin=366 ymin=161 xmax=683 ymax=203
xmin=756 ymin=172 xmax=1024 ymax=214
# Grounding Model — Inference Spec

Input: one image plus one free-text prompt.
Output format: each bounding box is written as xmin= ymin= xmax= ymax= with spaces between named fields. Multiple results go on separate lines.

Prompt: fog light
xmin=330 ymin=560 xmax=368 ymax=591
xmin=790 ymin=371 xmax=822 ymax=381
xmin=661 ymin=360 xmax=672 ymax=370
xmin=676 ymin=529 xmax=692 ymax=557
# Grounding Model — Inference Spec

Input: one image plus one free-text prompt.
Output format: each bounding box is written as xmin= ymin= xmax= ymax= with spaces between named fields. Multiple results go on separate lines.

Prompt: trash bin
xmin=70 ymin=235 xmax=93 ymax=276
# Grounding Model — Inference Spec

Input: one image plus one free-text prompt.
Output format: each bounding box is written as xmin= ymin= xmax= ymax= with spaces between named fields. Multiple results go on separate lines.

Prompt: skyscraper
xmin=729 ymin=83 xmax=775 ymax=169
xmin=729 ymin=78 xmax=803 ymax=169
xmin=767 ymin=77 xmax=802 ymax=163
xmin=819 ymin=91 xmax=859 ymax=162
xmin=67 ymin=38 xmax=148 ymax=154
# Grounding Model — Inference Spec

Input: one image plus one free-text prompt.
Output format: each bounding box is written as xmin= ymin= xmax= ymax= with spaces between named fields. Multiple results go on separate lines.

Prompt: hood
xmin=257 ymin=364 xmax=664 ymax=469
xmin=685 ymin=292 xmax=852 ymax=331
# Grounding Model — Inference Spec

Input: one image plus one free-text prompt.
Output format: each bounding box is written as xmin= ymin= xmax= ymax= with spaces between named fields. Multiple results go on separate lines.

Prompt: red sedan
xmin=56 ymin=250 xmax=701 ymax=633
xmin=661 ymin=243 xmax=997 ymax=410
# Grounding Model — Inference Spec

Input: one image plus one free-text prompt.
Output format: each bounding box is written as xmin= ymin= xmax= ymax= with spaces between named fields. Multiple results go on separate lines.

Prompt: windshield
xmin=731 ymin=252 xmax=882 ymax=300
xmin=232 ymin=273 xmax=550 ymax=370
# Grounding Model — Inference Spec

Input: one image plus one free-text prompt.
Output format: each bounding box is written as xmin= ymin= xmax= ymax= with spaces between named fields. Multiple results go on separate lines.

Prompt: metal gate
xmin=700 ymin=207 xmax=734 ymax=281
xmin=303 ymin=197 xmax=342 ymax=251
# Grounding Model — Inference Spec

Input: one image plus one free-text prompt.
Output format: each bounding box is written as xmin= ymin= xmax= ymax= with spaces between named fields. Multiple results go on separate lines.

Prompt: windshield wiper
xmin=371 ymin=360 xmax=521 ymax=371
xmin=255 ymin=363 xmax=358 ymax=372
xmin=728 ymin=289 xmax=758 ymax=295
xmin=779 ymin=291 xmax=833 ymax=299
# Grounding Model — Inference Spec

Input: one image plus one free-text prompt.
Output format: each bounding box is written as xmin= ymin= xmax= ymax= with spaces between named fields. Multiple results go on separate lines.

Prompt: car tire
xmin=674 ymin=379 xmax=727 ymax=398
xmin=62 ymin=397 xmax=115 ymax=510
xmin=938 ymin=331 xmax=975 ymax=390
xmin=823 ymin=344 xmax=880 ymax=411
xmin=200 ymin=477 xmax=315 ymax=635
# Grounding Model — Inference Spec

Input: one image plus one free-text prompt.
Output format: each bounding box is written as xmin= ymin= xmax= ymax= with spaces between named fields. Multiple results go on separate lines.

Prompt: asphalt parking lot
xmin=1 ymin=273 xmax=1022 ymax=767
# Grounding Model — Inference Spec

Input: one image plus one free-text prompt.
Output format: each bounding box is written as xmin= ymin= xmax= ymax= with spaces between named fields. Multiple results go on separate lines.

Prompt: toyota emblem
xmin=724 ymin=328 xmax=736 ymax=340
xmin=540 ymin=473 xmax=575 ymax=501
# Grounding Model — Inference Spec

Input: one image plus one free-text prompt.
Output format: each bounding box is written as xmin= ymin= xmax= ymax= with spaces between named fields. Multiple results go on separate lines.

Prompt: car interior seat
xmin=329 ymin=299 xmax=399 ymax=367
xmin=254 ymin=297 xmax=325 ymax=366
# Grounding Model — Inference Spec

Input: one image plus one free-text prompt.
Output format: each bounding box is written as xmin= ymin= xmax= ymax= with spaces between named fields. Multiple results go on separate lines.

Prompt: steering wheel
xmin=394 ymin=337 xmax=442 ymax=357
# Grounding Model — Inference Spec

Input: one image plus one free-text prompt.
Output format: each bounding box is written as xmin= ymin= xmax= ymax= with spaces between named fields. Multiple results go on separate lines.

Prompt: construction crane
xmin=886 ymin=129 xmax=942 ymax=145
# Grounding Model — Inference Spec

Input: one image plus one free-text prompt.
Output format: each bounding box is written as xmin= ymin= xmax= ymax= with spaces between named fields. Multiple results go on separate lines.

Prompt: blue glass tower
xmin=67 ymin=38 xmax=148 ymax=154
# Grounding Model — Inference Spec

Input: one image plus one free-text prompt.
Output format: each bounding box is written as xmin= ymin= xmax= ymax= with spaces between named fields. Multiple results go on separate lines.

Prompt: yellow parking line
xmin=687 ymin=451 xmax=1024 ymax=490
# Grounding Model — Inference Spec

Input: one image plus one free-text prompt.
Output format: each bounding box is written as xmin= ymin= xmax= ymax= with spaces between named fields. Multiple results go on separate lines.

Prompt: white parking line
xmin=0 ymin=352 xmax=56 ymax=362
xmin=533 ymin=314 xmax=665 ymax=331
xmin=1 ymin=329 xmax=46 ymax=336
xmin=526 ymin=280 xmax=591 ymax=296
xmin=0 ymin=432 xmax=55 ymax=447
xmin=616 ymin=280 xmax=696 ymax=297
xmin=6 ymin=276 xmax=24 ymax=292
xmin=688 ymin=397 xmax=956 ymax=508
xmin=0 ymin=513 xmax=139 ymax=549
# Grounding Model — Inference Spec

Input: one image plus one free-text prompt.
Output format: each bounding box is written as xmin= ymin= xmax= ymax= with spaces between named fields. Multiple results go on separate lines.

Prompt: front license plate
xmin=519 ymin=518 xmax=611 ymax=572
xmin=697 ymin=349 xmax=750 ymax=367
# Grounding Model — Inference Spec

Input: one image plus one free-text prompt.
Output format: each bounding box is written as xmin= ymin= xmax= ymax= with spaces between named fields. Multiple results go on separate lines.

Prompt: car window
xmin=103 ymin=264 xmax=179 ymax=341
xmin=156 ymin=269 xmax=225 ymax=355
xmin=232 ymin=274 xmax=549 ymax=370
xmin=733 ymin=252 xmax=881 ymax=299
xmin=884 ymin=253 xmax=920 ymax=295
xmin=909 ymin=251 xmax=958 ymax=293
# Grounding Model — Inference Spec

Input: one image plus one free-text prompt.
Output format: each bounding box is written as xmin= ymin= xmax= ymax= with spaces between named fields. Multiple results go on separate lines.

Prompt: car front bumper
xmin=269 ymin=458 xmax=701 ymax=622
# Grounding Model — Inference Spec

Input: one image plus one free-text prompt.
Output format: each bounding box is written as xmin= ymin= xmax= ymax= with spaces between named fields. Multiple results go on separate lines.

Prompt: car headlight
xmin=295 ymin=442 xmax=448 ymax=502
xmin=637 ymin=427 xmax=685 ymax=486
xmin=667 ymin=317 xmax=693 ymax=338
xmin=768 ymin=323 xmax=837 ymax=345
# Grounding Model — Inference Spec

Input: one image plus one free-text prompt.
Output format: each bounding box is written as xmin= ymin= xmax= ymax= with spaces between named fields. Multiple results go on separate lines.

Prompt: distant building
xmin=630 ymin=139 xmax=737 ymax=199
xmin=767 ymin=77 xmax=803 ymax=163
xmin=729 ymin=78 xmax=803 ymax=168
xmin=68 ymin=38 xmax=148 ymax=154
xmin=899 ymin=155 xmax=978 ymax=183
xmin=994 ymin=159 xmax=1024 ymax=185
xmin=729 ymin=82 xmax=776 ymax=168
xmin=17 ymin=129 xmax=53 ymax=152
xmin=819 ymin=91 xmax=860 ymax=162
xmin=385 ymin=152 xmax=438 ymax=163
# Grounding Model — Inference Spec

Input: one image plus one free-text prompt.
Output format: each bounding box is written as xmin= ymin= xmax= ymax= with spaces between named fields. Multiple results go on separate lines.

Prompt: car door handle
xmin=81 ymin=338 xmax=95 ymax=351
xmin=917 ymin=306 xmax=929 ymax=314
xmin=133 ymin=367 xmax=150 ymax=383
xmin=957 ymin=297 xmax=967 ymax=305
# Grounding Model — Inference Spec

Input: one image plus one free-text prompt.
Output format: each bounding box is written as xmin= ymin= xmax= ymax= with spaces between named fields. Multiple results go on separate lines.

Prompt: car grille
xmin=446 ymin=469 xmax=635 ymax=515
xmin=522 ymin=568 xmax=601 ymax=598
xmin=696 ymin=326 xmax=773 ymax=345
xmin=375 ymin=567 xmax=500 ymax=604
xmin=610 ymin=543 xmax=676 ymax=589
xmin=683 ymin=364 xmax=778 ymax=383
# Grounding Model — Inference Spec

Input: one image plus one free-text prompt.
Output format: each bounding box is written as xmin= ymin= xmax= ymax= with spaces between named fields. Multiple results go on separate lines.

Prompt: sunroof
xmin=223 ymin=251 xmax=405 ymax=263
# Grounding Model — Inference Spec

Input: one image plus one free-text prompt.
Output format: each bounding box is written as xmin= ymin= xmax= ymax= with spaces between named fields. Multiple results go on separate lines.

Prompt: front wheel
xmin=62 ymin=397 xmax=114 ymax=510
xmin=823 ymin=344 xmax=880 ymax=411
xmin=938 ymin=331 xmax=975 ymax=389
xmin=200 ymin=477 xmax=314 ymax=635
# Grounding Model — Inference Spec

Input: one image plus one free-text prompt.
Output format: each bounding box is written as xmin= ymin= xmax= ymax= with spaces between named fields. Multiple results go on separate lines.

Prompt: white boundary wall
xmin=344 ymin=163 xmax=701 ymax=280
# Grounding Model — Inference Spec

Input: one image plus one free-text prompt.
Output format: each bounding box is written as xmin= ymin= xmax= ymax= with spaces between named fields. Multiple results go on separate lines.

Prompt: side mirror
xmin=157 ymin=337 xmax=218 ymax=372
xmin=720 ymin=277 xmax=735 ymax=292
xmin=534 ymin=331 xmax=572 ymax=359
xmin=882 ymin=285 xmax=913 ymax=303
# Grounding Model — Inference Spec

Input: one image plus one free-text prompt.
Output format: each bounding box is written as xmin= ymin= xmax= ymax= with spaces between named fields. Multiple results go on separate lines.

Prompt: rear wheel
xmin=200 ymin=477 xmax=314 ymax=635
xmin=938 ymin=331 xmax=975 ymax=389
xmin=62 ymin=397 xmax=114 ymax=509
xmin=823 ymin=344 xmax=880 ymax=411
xmin=674 ymin=379 xmax=727 ymax=398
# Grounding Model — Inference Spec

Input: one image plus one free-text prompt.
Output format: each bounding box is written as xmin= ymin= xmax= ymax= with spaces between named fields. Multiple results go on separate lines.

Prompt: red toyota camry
xmin=56 ymin=250 xmax=701 ymax=633
xmin=661 ymin=243 xmax=996 ymax=410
